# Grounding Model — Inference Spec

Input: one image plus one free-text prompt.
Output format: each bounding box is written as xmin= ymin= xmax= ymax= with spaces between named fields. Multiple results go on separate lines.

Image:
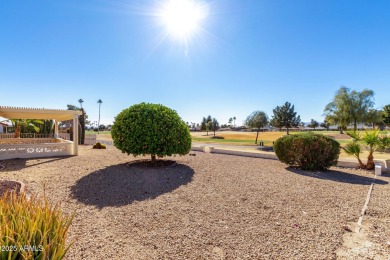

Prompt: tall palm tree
xmin=233 ymin=116 xmax=236 ymax=127
xmin=97 ymin=99 xmax=103 ymax=134
xmin=78 ymin=98 xmax=84 ymax=109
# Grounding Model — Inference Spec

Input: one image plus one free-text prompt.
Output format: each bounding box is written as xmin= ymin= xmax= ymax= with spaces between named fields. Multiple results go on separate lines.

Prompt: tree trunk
xmin=366 ymin=152 xmax=375 ymax=170
xmin=213 ymin=131 xmax=216 ymax=137
xmin=206 ymin=130 xmax=208 ymax=136
xmin=339 ymin=126 xmax=343 ymax=134
xmin=98 ymin=104 xmax=101 ymax=134
xmin=355 ymin=155 xmax=366 ymax=169
xmin=286 ymin=128 xmax=290 ymax=135
xmin=151 ymin=154 xmax=156 ymax=163
xmin=80 ymin=109 xmax=85 ymax=145
xmin=14 ymin=125 xmax=21 ymax=138
xmin=353 ymin=121 xmax=357 ymax=132
xmin=255 ymin=129 xmax=259 ymax=144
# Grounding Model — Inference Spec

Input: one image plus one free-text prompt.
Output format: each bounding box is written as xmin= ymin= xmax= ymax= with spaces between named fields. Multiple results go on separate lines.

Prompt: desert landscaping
xmin=2 ymin=1 xmax=390 ymax=258
xmin=1 ymin=145 xmax=389 ymax=259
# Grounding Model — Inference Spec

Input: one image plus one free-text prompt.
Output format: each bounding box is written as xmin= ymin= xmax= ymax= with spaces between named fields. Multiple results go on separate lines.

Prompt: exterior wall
xmin=0 ymin=138 xmax=73 ymax=160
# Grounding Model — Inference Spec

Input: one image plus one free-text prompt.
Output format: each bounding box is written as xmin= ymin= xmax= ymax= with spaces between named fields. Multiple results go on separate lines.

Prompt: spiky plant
xmin=361 ymin=130 xmax=381 ymax=170
xmin=342 ymin=142 xmax=365 ymax=169
xmin=378 ymin=135 xmax=390 ymax=152
xmin=0 ymin=192 xmax=74 ymax=259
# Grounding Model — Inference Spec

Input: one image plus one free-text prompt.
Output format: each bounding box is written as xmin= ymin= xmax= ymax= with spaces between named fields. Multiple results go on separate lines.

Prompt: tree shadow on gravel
xmin=287 ymin=168 xmax=388 ymax=185
xmin=71 ymin=160 xmax=194 ymax=209
xmin=377 ymin=172 xmax=390 ymax=178
xmin=0 ymin=157 xmax=70 ymax=172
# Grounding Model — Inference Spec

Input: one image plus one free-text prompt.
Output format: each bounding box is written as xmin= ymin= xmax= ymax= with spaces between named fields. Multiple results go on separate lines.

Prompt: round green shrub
xmin=273 ymin=133 xmax=340 ymax=171
xmin=111 ymin=103 xmax=191 ymax=162
xmin=93 ymin=142 xmax=105 ymax=149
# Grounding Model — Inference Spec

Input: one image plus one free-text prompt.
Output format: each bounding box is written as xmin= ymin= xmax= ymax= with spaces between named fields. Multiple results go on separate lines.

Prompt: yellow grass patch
xmin=191 ymin=131 xmax=286 ymax=141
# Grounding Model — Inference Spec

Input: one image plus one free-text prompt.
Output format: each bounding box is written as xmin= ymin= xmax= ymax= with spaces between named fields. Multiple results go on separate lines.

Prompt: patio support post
xmin=73 ymin=115 xmax=79 ymax=155
xmin=54 ymin=120 xmax=59 ymax=138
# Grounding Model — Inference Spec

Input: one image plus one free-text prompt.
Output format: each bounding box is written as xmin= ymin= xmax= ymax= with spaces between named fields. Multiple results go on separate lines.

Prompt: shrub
xmin=92 ymin=142 xmax=106 ymax=149
xmin=111 ymin=103 xmax=191 ymax=162
xmin=378 ymin=135 xmax=390 ymax=152
xmin=274 ymin=133 xmax=340 ymax=171
xmin=0 ymin=192 xmax=74 ymax=259
xmin=344 ymin=130 xmax=388 ymax=170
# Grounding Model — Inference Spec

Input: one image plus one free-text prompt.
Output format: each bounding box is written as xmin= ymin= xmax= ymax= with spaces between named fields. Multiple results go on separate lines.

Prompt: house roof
xmin=0 ymin=106 xmax=82 ymax=121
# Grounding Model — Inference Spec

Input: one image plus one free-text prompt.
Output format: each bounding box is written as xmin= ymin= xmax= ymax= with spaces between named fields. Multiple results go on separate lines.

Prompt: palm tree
xmin=345 ymin=130 xmax=383 ymax=170
xmin=361 ymin=130 xmax=381 ymax=170
xmin=97 ymin=99 xmax=103 ymax=134
xmin=233 ymin=116 xmax=236 ymax=127
xmin=344 ymin=131 xmax=365 ymax=168
xmin=78 ymin=98 xmax=84 ymax=109
xmin=11 ymin=119 xmax=43 ymax=138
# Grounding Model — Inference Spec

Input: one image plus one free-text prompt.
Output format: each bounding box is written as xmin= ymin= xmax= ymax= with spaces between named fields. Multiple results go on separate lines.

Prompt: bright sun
xmin=158 ymin=0 xmax=208 ymax=41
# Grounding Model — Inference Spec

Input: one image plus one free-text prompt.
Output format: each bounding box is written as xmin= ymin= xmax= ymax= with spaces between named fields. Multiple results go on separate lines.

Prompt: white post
xmin=375 ymin=164 xmax=382 ymax=176
xmin=54 ymin=120 xmax=59 ymax=138
xmin=73 ymin=115 xmax=79 ymax=155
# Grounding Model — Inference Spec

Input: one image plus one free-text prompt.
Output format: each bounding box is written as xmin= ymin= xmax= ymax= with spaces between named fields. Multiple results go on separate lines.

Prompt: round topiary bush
xmin=111 ymin=103 xmax=191 ymax=163
xmin=273 ymin=133 xmax=340 ymax=171
xmin=92 ymin=142 xmax=106 ymax=149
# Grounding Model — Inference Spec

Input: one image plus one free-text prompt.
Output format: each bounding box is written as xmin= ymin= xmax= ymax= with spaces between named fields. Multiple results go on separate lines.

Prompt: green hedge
xmin=274 ymin=133 xmax=340 ymax=171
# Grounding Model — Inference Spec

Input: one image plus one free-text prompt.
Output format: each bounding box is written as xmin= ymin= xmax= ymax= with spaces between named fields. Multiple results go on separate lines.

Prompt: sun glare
xmin=158 ymin=0 xmax=208 ymax=41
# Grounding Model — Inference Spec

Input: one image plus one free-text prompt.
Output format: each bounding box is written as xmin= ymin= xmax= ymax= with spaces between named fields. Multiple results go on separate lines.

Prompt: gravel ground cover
xmin=0 ymin=146 xmax=387 ymax=259
xmin=364 ymin=174 xmax=390 ymax=258
xmin=0 ymin=180 xmax=22 ymax=196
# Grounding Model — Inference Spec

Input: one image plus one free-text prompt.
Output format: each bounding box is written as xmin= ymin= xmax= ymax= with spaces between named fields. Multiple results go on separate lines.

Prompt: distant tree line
xmin=195 ymin=86 xmax=390 ymax=143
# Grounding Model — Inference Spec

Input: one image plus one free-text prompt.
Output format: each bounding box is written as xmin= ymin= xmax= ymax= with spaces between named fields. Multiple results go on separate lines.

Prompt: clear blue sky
xmin=1 ymin=0 xmax=389 ymax=126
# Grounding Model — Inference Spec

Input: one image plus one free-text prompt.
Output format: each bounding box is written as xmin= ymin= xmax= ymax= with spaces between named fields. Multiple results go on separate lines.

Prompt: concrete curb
xmin=356 ymin=178 xmax=375 ymax=233
xmin=191 ymin=146 xmax=390 ymax=173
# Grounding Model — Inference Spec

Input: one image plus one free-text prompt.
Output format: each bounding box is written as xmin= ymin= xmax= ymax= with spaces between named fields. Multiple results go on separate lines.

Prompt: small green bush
xmin=112 ymin=103 xmax=191 ymax=162
xmin=274 ymin=133 xmax=340 ymax=171
xmin=93 ymin=142 xmax=106 ymax=149
xmin=0 ymin=192 xmax=74 ymax=259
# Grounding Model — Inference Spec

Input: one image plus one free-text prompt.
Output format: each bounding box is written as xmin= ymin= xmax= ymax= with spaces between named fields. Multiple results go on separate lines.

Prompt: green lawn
xmin=192 ymin=137 xmax=262 ymax=146
xmin=193 ymin=136 xmax=353 ymax=147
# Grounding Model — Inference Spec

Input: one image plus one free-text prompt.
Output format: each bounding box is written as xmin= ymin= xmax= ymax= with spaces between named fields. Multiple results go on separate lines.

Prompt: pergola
xmin=0 ymin=106 xmax=82 ymax=159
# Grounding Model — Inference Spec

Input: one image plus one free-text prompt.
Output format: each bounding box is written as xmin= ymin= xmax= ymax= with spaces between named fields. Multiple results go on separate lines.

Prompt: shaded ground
xmin=0 ymin=180 xmax=22 ymax=196
xmin=72 ymin=161 xmax=194 ymax=208
xmin=0 ymin=146 xmax=388 ymax=259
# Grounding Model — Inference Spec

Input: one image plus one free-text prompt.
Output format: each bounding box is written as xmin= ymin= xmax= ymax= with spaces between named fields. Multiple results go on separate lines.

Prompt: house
xmin=0 ymin=119 xmax=12 ymax=133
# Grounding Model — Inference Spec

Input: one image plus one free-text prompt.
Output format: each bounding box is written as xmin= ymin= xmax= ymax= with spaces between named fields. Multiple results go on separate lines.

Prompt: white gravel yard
xmin=0 ymin=146 xmax=388 ymax=259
